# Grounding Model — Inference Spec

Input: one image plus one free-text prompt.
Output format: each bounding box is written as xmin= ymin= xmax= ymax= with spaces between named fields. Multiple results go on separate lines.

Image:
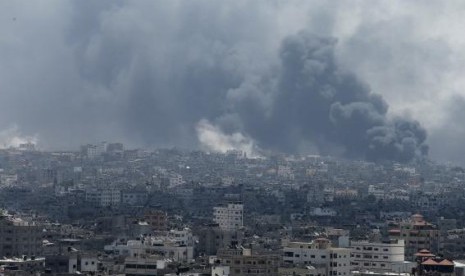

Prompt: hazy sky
xmin=1 ymin=1 xmax=465 ymax=164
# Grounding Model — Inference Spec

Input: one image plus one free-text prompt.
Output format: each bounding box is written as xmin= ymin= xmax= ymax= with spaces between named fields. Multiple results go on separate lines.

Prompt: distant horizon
xmin=4 ymin=140 xmax=459 ymax=168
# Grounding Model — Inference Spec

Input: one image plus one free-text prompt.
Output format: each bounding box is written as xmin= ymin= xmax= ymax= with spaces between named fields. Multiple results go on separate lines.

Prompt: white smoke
xmin=0 ymin=125 xmax=38 ymax=149
xmin=195 ymin=119 xmax=260 ymax=158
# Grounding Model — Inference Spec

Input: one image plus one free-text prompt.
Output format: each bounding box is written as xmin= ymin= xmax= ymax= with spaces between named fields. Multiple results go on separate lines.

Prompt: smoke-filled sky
xmin=1 ymin=1 xmax=465 ymax=164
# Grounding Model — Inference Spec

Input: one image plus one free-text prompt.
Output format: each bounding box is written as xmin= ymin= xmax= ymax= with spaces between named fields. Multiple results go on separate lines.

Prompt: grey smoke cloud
xmin=220 ymin=32 xmax=428 ymax=161
xmin=0 ymin=1 xmax=464 ymax=163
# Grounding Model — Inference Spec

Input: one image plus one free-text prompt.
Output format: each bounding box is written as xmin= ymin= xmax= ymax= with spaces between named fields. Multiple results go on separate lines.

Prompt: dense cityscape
xmin=1 ymin=142 xmax=465 ymax=275
xmin=3 ymin=1 xmax=465 ymax=276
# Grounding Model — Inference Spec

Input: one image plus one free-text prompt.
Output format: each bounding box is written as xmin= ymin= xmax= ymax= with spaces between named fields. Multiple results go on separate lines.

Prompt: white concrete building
xmin=282 ymin=238 xmax=351 ymax=276
xmin=350 ymin=239 xmax=405 ymax=272
xmin=124 ymin=256 xmax=166 ymax=276
xmin=104 ymin=228 xmax=195 ymax=263
xmin=213 ymin=203 xmax=244 ymax=231
xmin=85 ymin=188 xmax=121 ymax=207
xmin=83 ymin=144 xmax=99 ymax=159
xmin=211 ymin=265 xmax=230 ymax=276
xmin=69 ymin=254 xmax=99 ymax=274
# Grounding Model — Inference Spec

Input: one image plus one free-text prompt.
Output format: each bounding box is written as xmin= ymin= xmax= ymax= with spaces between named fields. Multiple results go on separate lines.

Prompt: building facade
xmin=0 ymin=214 xmax=42 ymax=258
xmin=213 ymin=203 xmax=244 ymax=231
xmin=282 ymin=238 xmax=351 ymax=276
xmin=350 ymin=239 xmax=405 ymax=272
xmin=217 ymin=248 xmax=280 ymax=276
xmin=388 ymin=214 xmax=439 ymax=260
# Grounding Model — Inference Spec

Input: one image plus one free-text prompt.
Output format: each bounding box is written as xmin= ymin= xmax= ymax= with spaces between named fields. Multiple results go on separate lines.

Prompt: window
xmin=284 ymin=252 xmax=294 ymax=257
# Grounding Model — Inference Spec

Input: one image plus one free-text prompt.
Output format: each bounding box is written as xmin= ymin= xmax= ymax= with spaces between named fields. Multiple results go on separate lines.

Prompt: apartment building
xmin=104 ymin=228 xmax=195 ymax=263
xmin=213 ymin=203 xmax=244 ymax=231
xmin=388 ymin=214 xmax=439 ymax=260
xmin=0 ymin=214 xmax=42 ymax=258
xmin=85 ymin=188 xmax=121 ymax=207
xmin=217 ymin=247 xmax=280 ymax=276
xmin=350 ymin=239 xmax=406 ymax=272
xmin=144 ymin=210 xmax=168 ymax=231
xmin=196 ymin=224 xmax=244 ymax=256
xmin=124 ymin=256 xmax=167 ymax=276
xmin=282 ymin=238 xmax=351 ymax=276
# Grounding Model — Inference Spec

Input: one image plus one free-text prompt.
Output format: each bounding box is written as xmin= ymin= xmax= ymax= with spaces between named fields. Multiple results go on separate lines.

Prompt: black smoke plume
xmin=220 ymin=31 xmax=429 ymax=162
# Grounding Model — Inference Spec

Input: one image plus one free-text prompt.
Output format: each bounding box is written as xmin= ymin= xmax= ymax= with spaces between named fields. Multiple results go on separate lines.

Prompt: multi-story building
xmin=68 ymin=253 xmax=99 ymax=274
xmin=306 ymin=182 xmax=325 ymax=205
xmin=121 ymin=190 xmax=148 ymax=206
xmin=169 ymin=173 xmax=184 ymax=188
xmin=45 ymin=252 xmax=99 ymax=274
xmin=144 ymin=210 xmax=168 ymax=231
xmin=282 ymin=238 xmax=351 ymax=276
xmin=388 ymin=214 xmax=439 ymax=261
xmin=104 ymin=228 xmax=195 ymax=263
xmin=0 ymin=214 xmax=42 ymax=258
xmin=350 ymin=239 xmax=406 ymax=272
xmin=217 ymin=247 xmax=280 ymax=276
xmin=196 ymin=224 xmax=244 ymax=256
xmin=0 ymin=256 xmax=45 ymax=275
xmin=124 ymin=256 xmax=167 ymax=276
xmin=368 ymin=185 xmax=386 ymax=200
xmin=213 ymin=203 xmax=244 ymax=231
xmin=440 ymin=228 xmax=465 ymax=259
xmin=212 ymin=265 xmax=230 ymax=276
xmin=81 ymin=144 xmax=99 ymax=159
xmin=85 ymin=188 xmax=121 ymax=207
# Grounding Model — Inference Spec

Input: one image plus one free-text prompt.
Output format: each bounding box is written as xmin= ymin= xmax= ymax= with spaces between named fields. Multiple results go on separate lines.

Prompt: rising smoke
xmin=0 ymin=1 xmax=433 ymax=163
xmin=211 ymin=32 xmax=429 ymax=162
